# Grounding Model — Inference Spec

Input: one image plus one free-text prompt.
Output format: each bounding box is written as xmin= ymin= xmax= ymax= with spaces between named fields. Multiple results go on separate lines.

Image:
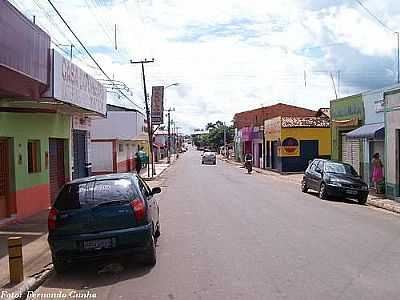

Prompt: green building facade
xmin=330 ymin=94 xmax=365 ymax=175
xmin=0 ymin=112 xmax=70 ymax=219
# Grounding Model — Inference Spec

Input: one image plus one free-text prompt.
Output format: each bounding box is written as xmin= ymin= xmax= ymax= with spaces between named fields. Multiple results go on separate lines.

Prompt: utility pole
xmin=166 ymin=108 xmax=175 ymax=163
xmin=396 ymin=32 xmax=400 ymax=84
xmin=70 ymin=44 xmax=74 ymax=61
xmin=223 ymin=122 xmax=227 ymax=156
xmin=130 ymin=58 xmax=155 ymax=177
xmin=114 ymin=24 xmax=118 ymax=50
xmin=330 ymin=72 xmax=338 ymax=100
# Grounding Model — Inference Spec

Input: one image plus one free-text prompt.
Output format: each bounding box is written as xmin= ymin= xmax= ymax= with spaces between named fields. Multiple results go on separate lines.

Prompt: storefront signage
xmin=44 ymin=50 xmax=107 ymax=115
xmin=241 ymin=127 xmax=252 ymax=141
xmin=280 ymin=137 xmax=299 ymax=156
xmin=73 ymin=116 xmax=91 ymax=131
xmin=264 ymin=117 xmax=281 ymax=141
xmin=151 ymin=86 xmax=164 ymax=125
xmin=331 ymin=95 xmax=364 ymax=121
xmin=332 ymin=117 xmax=359 ymax=127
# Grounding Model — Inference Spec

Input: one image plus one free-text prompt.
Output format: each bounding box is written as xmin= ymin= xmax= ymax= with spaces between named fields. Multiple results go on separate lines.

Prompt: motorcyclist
xmin=244 ymin=153 xmax=253 ymax=173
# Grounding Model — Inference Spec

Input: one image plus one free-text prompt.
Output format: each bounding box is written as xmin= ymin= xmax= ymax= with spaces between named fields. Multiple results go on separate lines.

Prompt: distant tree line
xmin=191 ymin=121 xmax=234 ymax=150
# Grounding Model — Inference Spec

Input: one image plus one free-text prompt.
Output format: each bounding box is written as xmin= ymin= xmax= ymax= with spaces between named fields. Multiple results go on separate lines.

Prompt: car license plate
xmin=83 ymin=238 xmax=115 ymax=250
xmin=346 ymin=190 xmax=358 ymax=195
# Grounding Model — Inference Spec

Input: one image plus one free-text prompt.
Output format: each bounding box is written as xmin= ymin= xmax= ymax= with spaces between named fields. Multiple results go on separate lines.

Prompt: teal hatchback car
xmin=48 ymin=173 xmax=161 ymax=273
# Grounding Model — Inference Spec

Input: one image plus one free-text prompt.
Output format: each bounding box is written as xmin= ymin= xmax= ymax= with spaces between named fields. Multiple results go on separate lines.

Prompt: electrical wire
xmin=355 ymin=0 xmax=393 ymax=32
xmin=46 ymin=0 xmax=142 ymax=109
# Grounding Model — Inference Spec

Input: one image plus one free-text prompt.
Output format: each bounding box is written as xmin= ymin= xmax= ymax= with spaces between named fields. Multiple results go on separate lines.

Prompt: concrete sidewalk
xmin=0 ymin=155 xmax=178 ymax=297
xmin=220 ymin=156 xmax=400 ymax=215
xmin=0 ymin=210 xmax=52 ymax=294
xmin=141 ymin=154 xmax=178 ymax=181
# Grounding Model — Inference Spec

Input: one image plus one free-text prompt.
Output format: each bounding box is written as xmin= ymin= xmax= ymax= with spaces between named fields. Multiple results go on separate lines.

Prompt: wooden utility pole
xmin=396 ymin=32 xmax=400 ymax=84
xmin=130 ymin=58 xmax=155 ymax=177
xmin=166 ymin=108 xmax=175 ymax=163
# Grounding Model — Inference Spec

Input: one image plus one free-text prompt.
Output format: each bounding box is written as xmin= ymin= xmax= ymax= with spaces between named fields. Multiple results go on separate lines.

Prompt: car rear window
xmin=54 ymin=178 xmax=139 ymax=211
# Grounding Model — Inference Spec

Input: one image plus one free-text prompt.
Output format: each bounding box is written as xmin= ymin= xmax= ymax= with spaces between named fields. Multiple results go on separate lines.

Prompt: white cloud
xmin=9 ymin=0 xmax=400 ymax=131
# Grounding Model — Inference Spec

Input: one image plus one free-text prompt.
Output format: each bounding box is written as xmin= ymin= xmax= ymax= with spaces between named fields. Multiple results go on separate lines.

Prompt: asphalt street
xmin=30 ymin=149 xmax=400 ymax=300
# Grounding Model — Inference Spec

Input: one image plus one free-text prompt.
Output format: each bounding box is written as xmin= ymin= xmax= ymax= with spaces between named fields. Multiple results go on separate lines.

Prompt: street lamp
xmin=165 ymin=82 xmax=180 ymax=89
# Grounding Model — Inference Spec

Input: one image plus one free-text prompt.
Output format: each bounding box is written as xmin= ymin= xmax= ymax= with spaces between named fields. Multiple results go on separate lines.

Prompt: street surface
xmin=31 ymin=149 xmax=400 ymax=300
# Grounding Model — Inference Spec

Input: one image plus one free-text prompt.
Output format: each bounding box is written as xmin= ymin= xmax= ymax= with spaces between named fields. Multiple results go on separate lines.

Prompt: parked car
xmin=202 ymin=152 xmax=217 ymax=165
xmin=301 ymin=159 xmax=369 ymax=204
xmin=48 ymin=173 xmax=162 ymax=273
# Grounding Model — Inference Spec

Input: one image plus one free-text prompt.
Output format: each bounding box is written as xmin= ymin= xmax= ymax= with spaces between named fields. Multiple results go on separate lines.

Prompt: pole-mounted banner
xmin=151 ymin=86 xmax=164 ymax=125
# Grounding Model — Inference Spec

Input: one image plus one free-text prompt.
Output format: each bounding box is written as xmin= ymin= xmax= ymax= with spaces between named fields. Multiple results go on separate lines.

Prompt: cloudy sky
xmin=9 ymin=0 xmax=400 ymax=131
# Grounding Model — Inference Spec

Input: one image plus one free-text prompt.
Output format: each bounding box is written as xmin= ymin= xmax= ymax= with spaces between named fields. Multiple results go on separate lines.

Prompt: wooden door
xmin=49 ymin=139 xmax=66 ymax=203
xmin=0 ymin=139 xmax=10 ymax=218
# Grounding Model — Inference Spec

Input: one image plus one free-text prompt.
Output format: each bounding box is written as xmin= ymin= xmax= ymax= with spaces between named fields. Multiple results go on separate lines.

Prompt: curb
xmin=219 ymin=157 xmax=400 ymax=215
xmin=11 ymin=266 xmax=54 ymax=300
xmin=143 ymin=157 xmax=177 ymax=182
xmin=6 ymin=156 xmax=180 ymax=298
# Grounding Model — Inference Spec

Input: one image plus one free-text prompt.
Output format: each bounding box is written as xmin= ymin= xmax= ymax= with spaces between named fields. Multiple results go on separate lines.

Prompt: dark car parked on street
xmin=48 ymin=173 xmax=161 ymax=273
xmin=301 ymin=159 xmax=369 ymax=204
xmin=202 ymin=152 xmax=217 ymax=165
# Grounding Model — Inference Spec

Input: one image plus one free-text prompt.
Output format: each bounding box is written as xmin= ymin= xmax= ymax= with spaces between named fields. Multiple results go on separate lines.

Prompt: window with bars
xmin=28 ymin=140 xmax=41 ymax=173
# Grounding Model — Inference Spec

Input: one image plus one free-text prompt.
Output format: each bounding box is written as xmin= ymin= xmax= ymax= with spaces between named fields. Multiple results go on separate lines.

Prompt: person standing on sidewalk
xmin=135 ymin=152 xmax=142 ymax=175
xmin=372 ymin=153 xmax=384 ymax=192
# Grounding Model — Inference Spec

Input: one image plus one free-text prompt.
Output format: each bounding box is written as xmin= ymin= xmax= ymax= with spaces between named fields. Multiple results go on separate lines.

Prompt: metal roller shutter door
xmin=341 ymin=134 xmax=360 ymax=174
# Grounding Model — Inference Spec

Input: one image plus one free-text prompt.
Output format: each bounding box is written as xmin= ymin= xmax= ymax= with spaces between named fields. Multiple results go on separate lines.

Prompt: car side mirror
xmin=151 ymin=187 xmax=161 ymax=195
xmin=315 ymin=167 xmax=322 ymax=174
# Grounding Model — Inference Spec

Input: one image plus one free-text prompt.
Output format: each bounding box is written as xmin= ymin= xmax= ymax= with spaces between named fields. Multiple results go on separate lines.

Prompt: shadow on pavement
xmin=307 ymin=191 xmax=362 ymax=206
xmin=41 ymin=257 xmax=152 ymax=290
xmin=0 ymin=210 xmax=48 ymax=260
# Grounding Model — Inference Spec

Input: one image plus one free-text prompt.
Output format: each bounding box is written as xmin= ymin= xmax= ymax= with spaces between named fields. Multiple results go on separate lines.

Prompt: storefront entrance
xmin=341 ymin=133 xmax=360 ymax=174
xmin=271 ymin=141 xmax=279 ymax=169
xmin=73 ymin=130 xmax=88 ymax=180
xmin=0 ymin=139 xmax=10 ymax=218
xmin=49 ymin=139 xmax=66 ymax=203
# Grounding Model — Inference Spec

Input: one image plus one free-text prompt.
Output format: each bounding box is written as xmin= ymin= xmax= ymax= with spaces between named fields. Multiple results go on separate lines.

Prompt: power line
xmin=84 ymin=0 xmax=114 ymax=45
xmin=355 ymin=0 xmax=393 ymax=32
xmin=46 ymin=0 xmax=113 ymax=81
xmin=46 ymin=0 xmax=143 ymax=108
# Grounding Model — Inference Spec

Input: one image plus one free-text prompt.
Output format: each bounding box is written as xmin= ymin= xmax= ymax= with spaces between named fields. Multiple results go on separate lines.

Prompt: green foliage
xmin=192 ymin=121 xmax=234 ymax=150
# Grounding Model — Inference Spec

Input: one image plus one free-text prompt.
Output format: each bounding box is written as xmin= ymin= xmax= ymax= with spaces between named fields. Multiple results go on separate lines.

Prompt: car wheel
xmin=319 ymin=183 xmax=328 ymax=200
xmin=142 ymin=236 xmax=157 ymax=266
xmin=52 ymin=257 xmax=68 ymax=274
xmin=301 ymin=180 xmax=308 ymax=193
xmin=358 ymin=194 xmax=368 ymax=205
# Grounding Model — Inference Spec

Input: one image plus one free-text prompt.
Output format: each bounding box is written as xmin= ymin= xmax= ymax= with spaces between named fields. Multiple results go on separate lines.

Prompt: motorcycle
xmin=244 ymin=159 xmax=252 ymax=174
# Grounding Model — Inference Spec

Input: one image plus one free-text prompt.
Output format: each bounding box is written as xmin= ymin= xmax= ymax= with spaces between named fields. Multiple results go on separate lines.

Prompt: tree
xmin=196 ymin=121 xmax=234 ymax=150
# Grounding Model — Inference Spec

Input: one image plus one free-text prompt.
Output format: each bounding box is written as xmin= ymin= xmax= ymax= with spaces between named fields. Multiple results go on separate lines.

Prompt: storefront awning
xmin=346 ymin=123 xmax=384 ymax=139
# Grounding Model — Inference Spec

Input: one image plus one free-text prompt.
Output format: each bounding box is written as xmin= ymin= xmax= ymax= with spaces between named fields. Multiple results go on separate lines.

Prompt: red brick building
xmin=233 ymin=103 xmax=316 ymax=166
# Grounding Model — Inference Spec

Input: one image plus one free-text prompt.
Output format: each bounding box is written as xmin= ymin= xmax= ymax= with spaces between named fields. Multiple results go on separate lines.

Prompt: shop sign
xmin=264 ymin=117 xmax=281 ymax=140
xmin=151 ymin=86 xmax=164 ymax=125
xmin=279 ymin=137 xmax=299 ymax=156
xmin=73 ymin=116 xmax=91 ymax=131
xmin=241 ymin=127 xmax=252 ymax=141
xmin=44 ymin=50 xmax=107 ymax=115
xmin=331 ymin=95 xmax=363 ymax=120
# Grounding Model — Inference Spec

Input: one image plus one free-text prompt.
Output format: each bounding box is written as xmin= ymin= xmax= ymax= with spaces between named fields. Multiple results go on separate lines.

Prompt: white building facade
xmin=90 ymin=104 xmax=147 ymax=174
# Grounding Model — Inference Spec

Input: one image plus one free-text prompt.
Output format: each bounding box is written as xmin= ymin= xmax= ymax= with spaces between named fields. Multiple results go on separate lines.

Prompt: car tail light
xmin=130 ymin=198 xmax=146 ymax=222
xmin=48 ymin=208 xmax=58 ymax=231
